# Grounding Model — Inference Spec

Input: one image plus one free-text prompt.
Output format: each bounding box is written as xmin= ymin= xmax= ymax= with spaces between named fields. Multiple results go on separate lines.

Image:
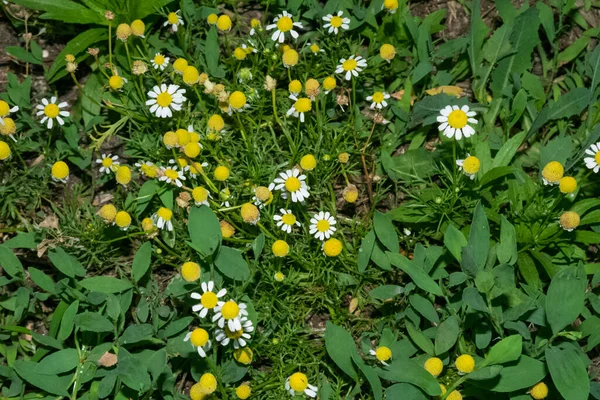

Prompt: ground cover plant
xmin=1 ymin=0 xmax=600 ymax=399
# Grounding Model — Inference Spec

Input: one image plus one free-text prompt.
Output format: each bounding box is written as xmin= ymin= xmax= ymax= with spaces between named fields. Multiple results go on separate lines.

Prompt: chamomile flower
xmin=241 ymin=43 xmax=257 ymax=54
xmin=152 ymin=207 xmax=174 ymax=231
xmin=0 ymin=118 xmax=16 ymax=141
xmin=135 ymin=161 xmax=158 ymax=178
xmin=188 ymin=161 xmax=209 ymax=178
xmin=560 ymin=211 xmax=580 ymax=232
xmin=322 ymin=11 xmax=350 ymax=34
xmin=437 ymin=105 xmax=477 ymax=140
xmin=366 ymin=91 xmax=390 ymax=109
xmin=273 ymin=168 xmax=310 ymax=203
xmin=51 ymin=161 xmax=69 ymax=183
xmin=274 ymin=209 xmax=301 ymax=233
xmin=108 ymin=73 xmax=127 ymax=91
xmin=584 ymin=142 xmax=600 ymax=172
xmin=36 ymin=97 xmax=70 ymax=129
xmin=266 ymin=11 xmax=303 ymax=43
xmin=184 ymin=328 xmax=212 ymax=357
xmin=146 ymin=84 xmax=186 ymax=118
xmin=191 ymin=281 xmax=227 ymax=318
xmin=228 ymin=91 xmax=248 ymax=114
xmin=456 ymin=154 xmax=480 ymax=180
xmin=96 ymin=154 xmax=119 ymax=174
xmin=309 ymin=211 xmax=337 ymax=240
xmin=0 ymin=100 xmax=19 ymax=124
xmin=541 ymin=161 xmax=564 ymax=185
xmin=192 ymin=186 xmax=212 ymax=206
xmin=335 ymin=55 xmax=367 ymax=81
xmin=370 ymin=346 xmax=392 ymax=366
xmin=286 ymin=95 xmax=312 ymax=122
xmin=213 ymin=300 xmax=249 ymax=331
xmin=383 ymin=0 xmax=399 ymax=14
xmin=151 ymin=53 xmax=169 ymax=71
xmin=159 ymin=166 xmax=186 ymax=187
xmin=253 ymin=184 xmax=274 ymax=208
xmin=164 ymin=10 xmax=184 ymax=31
xmin=215 ymin=317 xmax=254 ymax=348
xmin=285 ymin=373 xmax=318 ymax=398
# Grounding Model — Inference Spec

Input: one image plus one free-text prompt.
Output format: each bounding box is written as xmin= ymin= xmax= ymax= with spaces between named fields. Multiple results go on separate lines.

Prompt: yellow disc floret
xmin=448 ymin=109 xmax=468 ymax=129
xmin=0 ymin=140 xmax=10 ymax=160
xmin=380 ymin=44 xmax=396 ymax=61
xmin=51 ymin=161 xmax=69 ymax=180
xmin=254 ymin=186 xmax=271 ymax=202
xmin=220 ymin=220 xmax=235 ymax=238
xmin=131 ymin=19 xmax=145 ymax=37
xmin=116 ymin=23 xmax=132 ymax=41
xmin=462 ymin=156 xmax=481 ymax=175
xmin=284 ymin=176 xmax=301 ymax=192
xmin=272 ymin=240 xmax=289 ymax=257
xmin=181 ymin=261 xmax=200 ymax=282
xmin=300 ymin=154 xmax=317 ymax=171
xmin=141 ymin=217 xmax=154 ymax=232
xmin=193 ymin=187 xmax=210 ymax=204
xmin=542 ymin=161 xmax=564 ymax=184
xmin=288 ymin=372 xmax=309 ymax=392
xmin=115 ymin=211 xmax=132 ymax=229
xmin=289 ymin=80 xmax=302 ymax=94
xmin=338 ymin=152 xmax=350 ymax=163
xmin=343 ymin=184 xmax=359 ymax=203
xmin=323 ymin=238 xmax=343 ymax=257
xmin=455 ymin=354 xmax=475 ymax=373
xmin=559 ymin=176 xmax=577 ymax=193
xmin=375 ymin=346 xmax=392 ymax=362
xmin=109 ymin=75 xmax=124 ymax=90
xmin=384 ymin=0 xmax=399 ymax=12
xmin=189 ymin=383 xmax=207 ymax=400
xmin=163 ymin=131 xmax=178 ymax=147
xmin=241 ymin=203 xmax=260 ymax=224
xmin=189 ymin=328 xmax=209 ymax=347
xmin=221 ymin=300 xmax=240 ymax=319
xmin=276 ymin=16 xmax=293 ymax=32
xmin=233 ymin=348 xmax=253 ymax=365
xmin=234 ymin=47 xmax=247 ymax=60
xmin=235 ymin=383 xmax=251 ymax=399
xmin=282 ymin=49 xmax=299 ymax=67
xmin=207 ymin=13 xmax=218 ymax=25
xmin=447 ymin=390 xmax=463 ymax=400
xmin=115 ymin=165 xmax=131 ymax=185
xmin=183 ymin=66 xmax=199 ymax=85
xmin=229 ymin=91 xmax=247 ymax=109
xmin=198 ymin=373 xmax=217 ymax=394
xmin=560 ymin=211 xmax=580 ymax=231
xmin=323 ymin=76 xmax=337 ymax=91
xmin=173 ymin=58 xmax=188 ymax=74
xmin=184 ymin=142 xmax=201 ymax=158
xmin=294 ymin=98 xmax=311 ymax=113
xmin=167 ymin=12 xmax=179 ymax=24
xmin=208 ymin=114 xmax=225 ymax=132
xmin=98 ymin=204 xmax=117 ymax=222
xmin=214 ymin=165 xmax=230 ymax=181
xmin=529 ymin=382 xmax=548 ymax=399
xmin=217 ymin=15 xmax=232 ymax=31
xmin=424 ymin=357 xmax=443 ymax=377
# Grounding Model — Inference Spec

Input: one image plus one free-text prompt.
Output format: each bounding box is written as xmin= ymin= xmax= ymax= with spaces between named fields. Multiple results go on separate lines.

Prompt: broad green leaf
xmin=188 ymin=206 xmax=221 ymax=256
xmin=468 ymin=365 xmax=503 ymax=380
xmin=517 ymin=252 xmax=542 ymax=290
xmin=463 ymin=287 xmax=489 ymax=313
xmin=387 ymin=252 xmax=443 ymax=296
xmin=406 ymin=322 xmax=434 ymax=355
xmin=385 ymin=383 xmax=427 ymax=400
xmin=119 ymin=324 xmax=154 ymax=345
xmin=546 ymin=347 xmax=589 ymax=400
xmin=28 ymin=267 xmax=56 ymax=293
xmin=444 ymin=224 xmax=467 ymax=262
xmin=358 ymin=230 xmax=376 ymax=273
xmin=73 ymin=312 xmax=113 ymax=332
xmin=35 ymin=349 xmax=79 ymax=374
xmin=136 ymin=180 xmax=159 ymax=216
xmin=13 ymin=360 xmax=69 ymax=396
xmin=220 ymin=359 xmax=248 ymax=384
xmin=467 ymin=0 xmax=490 ymax=79
xmin=410 ymin=294 xmax=439 ymax=324
xmin=536 ymin=2 xmax=555 ymax=41
xmin=375 ymin=357 xmax=442 ymax=396
xmin=382 ymin=148 xmax=437 ymax=182
xmin=497 ymin=216 xmax=518 ymax=265
xmin=117 ymin=352 xmax=152 ymax=392
xmin=147 ymin=349 xmax=167 ymax=383
xmin=471 ymin=355 xmax=547 ymax=392
xmin=129 ymin=0 xmax=175 ymax=19
xmin=214 ymin=246 xmax=250 ymax=281
xmin=434 ymin=316 xmax=459 ymax=355
xmin=80 ymin=276 xmax=133 ymax=293
xmin=58 ymin=301 xmax=79 ymax=341
xmin=374 ymin=211 xmax=399 ymax=253
xmin=131 ymin=242 xmax=152 ymax=283
xmin=546 ymin=267 xmax=585 ymax=334
xmin=492 ymin=132 xmax=526 ymax=169
xmin=48 ymin=247 xmax=86 ymax=278
xmin=3 ymin=232 xmax=37 ymax=249
xmin=0 ymin=245 xmax=24 ymax=279
xmin=324 ymin=322 xmax=358 ymax=379
xmin=370 ymin=285 xmax=404 ymax=301
xmin=479 ymin=166 xmax=524 ymax=186
xmin=352 ymin=353 xmax=383 ymax=400
xmin=82 ymin=72 xmax=102 ymax=128
xmin=466 ymin=202 xmax=490 ymax=273
xmin=47 ymin=28 xmax=107 ymax=83
xmin=547 ymin=88 xmax=591 ymax=120
xmin=252 ymin=233 xmax=265 ymax=260
xmin=371 ymin=242 xmax=392 ymax=271
xmin=481 ymin=335 xmax=522 ymax=366
xmin=9 ymin=0 xmax=102 ymax=24
xmin=205 ymin=27 xmax=224 ymax=77
xmin=5 ymin=46 xmax=43 ymax=65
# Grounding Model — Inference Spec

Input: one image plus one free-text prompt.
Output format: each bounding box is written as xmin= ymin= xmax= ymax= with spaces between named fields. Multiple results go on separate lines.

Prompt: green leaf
xmin=375 ymin=357 xmax=442 ymax=396
xmin=465 ymin=202 xmax=490 ymax=273
xmin=324 ymin=322 xmax=358 ymax=379
xmin=546 ymin=267 xmax=585 ymax=334
xmin=358 ymin=230 xmax=376 ymax=273
xmin=80 ymin=276 xmax=133 ymax=293
xmin=73 ymin=312 xmax=113 ymax=332
xmin=387 ymin=252 xmax=443 ymax=296
xmin=82 ymin=72 xmax=103 ymax=128
xmin=252 ymin=233 xmax=265 ymax=260
xmin=546 ymin=347 xmax=589 ymax=400
xmin=47 ymin=28 xmax=107 ymax=83
xmin=444 ymin=224 xmax=467 ymax=262
xmin=382 ymin=148 xmax=437 ymax=182
xmin=371 ymin=241 xmax=392 ymax=271
xmin=467 ymin=0 xmax=490 ymax=77
xmin=434 ymin=316 xmax=459 ymax=355
xmin=117 ymin=352 xmax=152 ymax=392
xmin=548 ymin=88 xmax=591 ymax=120
xmin=9 ymin=0 xmax=102 ymax=24
xmin=410 ymin=294 xmax=439 ymax=324
xmin=119 ymin=324 xmax=154 ymax=345
xmin=3 ymin=232 xmax=37 ymax=249
xmin=497 ymin=216 xmax=518 ymax=265
xmin=516 ymin=252 xmax=542 ymax=290
xmin=463 ymin=287 xmax=489 ymax=313
xmin=48 ymin=247 xmax=86 ymax=278
xmin=13 ymin=360 xmax=69 ymax=396
xmin=0 ymin=245 xmax=24 ymax=279
xmin=147 ymin=349 xmax=167 ymax=383
xmin=136 ymin=180 xmax=159 ymax=216
xmin=131 ymin=242 xmax=152 ymax=283
xmin=492 ymin=132 xmax=526 ymax=169
xmin=481 ymin=335 xmax=522 ymax=366
xmin=129 ymin=0 xmax=174 ymax=19
xmin=28 ymin=267 xmax=56 ymax=293
xmin=35 ymin=349 xmax=79 ymax=374
xmin=188 ymin=206 xmax=221 ymax=256
xmin=468 ymin=365 xmax=503 ymax=380
xmin=406 ymin=322 xmax=434 ymax=355
xmin=214 ymin=246 xmax=250 ymax=281
xmin=373 ymin=211 xmax=399 ymax=253
xmin=5 ymin=46 xmax=43 ymax=65
xmin=352 ymin=353 xmax=383 ymax=400
xmin=370 ymin=285 xmax=404 ymax=301
xmin=220 ymin=359 xmax=248 ymax=384
xmin=385 ymin=383 xmax=427 ymax=400
xmin=58 ymin=301 xmax=79 ymax=341
xmin=536 ymin=2 xmax=555 ymax=41
xmin=479 ymin=166 xmax=524 ymax=186
xmin=557 ymin=36 xmax=591 ymax=64
xmin=471 ymin=355 xmax=547 ymax=392
xmin=205 ymin=27 xmax=224 ymax=77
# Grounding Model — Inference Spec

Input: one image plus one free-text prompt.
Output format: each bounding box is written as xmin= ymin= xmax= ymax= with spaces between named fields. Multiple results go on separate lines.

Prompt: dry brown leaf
xmin=390 ymin=90 xmax=416 ymax=105
xmin=92 ymin=192 xmax=114 ymax=206
xmin=349 ymin=297 xmax=359 ymax=314
xmin=425 ymin=85 xmax=463 ymax=97
xmin=30 ymin=154 xmax=45 ymax=167
xmin=98 ymin=352 xmax=118 ymax=367
xmin=39 ymin=214 xmax=59 ymax=229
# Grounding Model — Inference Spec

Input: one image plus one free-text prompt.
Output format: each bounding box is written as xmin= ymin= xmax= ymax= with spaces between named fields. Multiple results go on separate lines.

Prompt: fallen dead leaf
xmin=349 ymin=297 xmax=359 ymax=314
xmin=98 ymin=352 xmax=118 ymax=367
xmin=39 ymin=214 xmax=59 ymax=229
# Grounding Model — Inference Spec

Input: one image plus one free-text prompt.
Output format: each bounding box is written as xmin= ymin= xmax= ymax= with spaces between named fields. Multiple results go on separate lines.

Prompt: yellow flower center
xmin=99 ymin=204 xmax=117 ymax=221
xmin=156 ymin=92 xmax=173 ymax=107
xmin=310 ymin=44 xmax=320 ymax=53
xmin=207 ymin=14 xmax=218 ymax=25
xmin=323 ymin=238 xmax=342 ymax=256
xmin=221 ymin=301 xmax=240 ymax=319
xmin=217 ymin=15 xmax=232 ymax=31
xmin=424 ymin=357 xmax=443 ymax=377
xmin=208 ymin=114 xmax=225 ymax=132
xmin=559 ymin=176 xmax=577 ymax=194
xmin=300 ymin=154 xmax=317 ymax=170
xmin=342 ymin=59 xmax=357 ymax=71
xmin=462 ymin=156 xmax=480 ymax=175
xmin=229 ymin=91 xmax=246 ymax=109
xmin=167 ymin=12 xmax=178 ymax=24
xmin=372 ymin=92 xmax=385 ymax=103
xmin=193 ymin=187 xmax=209 ymax=203
xmin=294 ymin=98 xmax=311 ymax=113
xmin=199 ymin=373 xmax=217 ymax=395
xmin=0 ymin=141 xmax=10 ymax=160
xmin=255 ymin=186 xmax=271 ymax=201
xmin=102 ymin=158 xmax=113 ymax=168
xmin=52 ymin=161 xmax=69 ymax=179
xmin=289 ymin=373 xmax=309 ymax=392
xmin=0 ymin=101 xmax=9 ymax=116
xmin=316 ymin=220 xmax=330 ymax=232
xmin=44 ymin=104 xmax=60 ymax=118
xmin=0 ymin=118 xmax=15 ymax=135
xmin=447 ymin=110 xmax=468 ymax=129
xmin=141 ymin=164 xmax=157 ymax=178
xmin=330 ymin=15 xmax=343 ymax=27
xmin=375 ymin=346 xmax=392 ymax=361
xmin=225 ymin=327 xmax=244 ymax=339
xmin=190 ymin=328 xmax=209 ymax=347
xmin=181 ymin=262 xmax=200 ymax=282
xmin=595 ymin=151 xmax=600 ymax=164
xmin=115 ymin=211 xmax=131 ymax=228
xmin=165 ymin=169 xmax=179 ymax=180
xmin=384 ymin=0 xmax=399 ymax=10
xmin=109 ymin=75 xmax=124 ymax=90
xmin=530 ymin=382 xmax=548 ymax=400
xmin=201 ymin=291 xmax=218 ymax=309
xmin=560 ymin=211 xmax=580 ymax=230
xmin=157 ymin=207 xmax=172 ymax=220
xmin=272 ymin=240 xmax=289 ymax=257
xmin=251 ymin=18 xmax=260 ymax=28
xmin=542 ymin=161 xmax=564 ymax=183
xmin=455 ymin=354 xmax=475 ymax=373
xmin=281 ymin=213 xmax=296 ymax=225
xmin=276 ymin=16 xmax=293 ymax=32
xmin=380 ymin=44 xmax=396 ymax=60
xmin=285 ymin=176 xmax=301 ymax=192
xmin=323 ymin=77 xmax=336 ymax=90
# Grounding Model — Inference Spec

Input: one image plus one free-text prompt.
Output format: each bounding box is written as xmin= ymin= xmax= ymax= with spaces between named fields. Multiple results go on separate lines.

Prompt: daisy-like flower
xmin=370 ymin=346 xmax=392 ymax=366
xmin=135 ymin=161 xmax=158 ymax=178
xmin=96 ymin=154 xmax=119 ymax=174
xmin=220 ymin=188 xmax=231 ymax=207
xmin=322 ymin=11 xmax=350 ymax=35
xmin=184 ymin=328 xmax=212 ymax=357
xmin=249 ymin=18 xmax=261 ymax=36
xmin=0 ymin=100 xmax=19 ymax=125
xmin=437 ymin=105 xmax=477 ymax=140
xmin=35 ymin=97 xmax=70 ymax=129
xmin=266 ymin=11 xmax=303 ymax=43
xmin=252 ymin=183 xmax=275 ymax=208
xmin=151 ymin=53 xmax=170 ymax=71
xmin=273 ymin=168 xmax=310 ymax=203
xmin=274 ymin=209 xmax=301 ymax=233
xmin=335 ymin=55 xmax=367 ymax=80
xmin=213 ymin=300 xmax=249 ymax=332
xmin=305 ymin=42 xmax=325 ymax=55
xmin=286 ymin=95 xmax=312 ymax=122
xmin=241 ymin=43 xmax=257 ymax=54
xmin=164 ymin=10 xmax=184 ymax=31
xmin=366 ymin=91 xmax=390 ymax=110
xmin=215 ymin=317 xmax=254 ymax=349
xmin=159 ymin=166 xmax=186 ymax=187
xmin=285 ymin=373 xmax=318 ymax=398
xmin=192 ymin=186 xmax=212 ymax=207
xmin=188 ymin=161 xmax=209 ymax=178
xmin=309 ymin=211 xmax=337 ymax=240
xmin=152 ymin=207 xmax=174 ymax=231
xmin=146 ymin=84 xmax=186 ymax=118
xmin=456 ymin=154 xmax=481 ymax=180
xmin=191 ymin=281 xmax=227 ymax=318
xmin=584 ymin=142 xmax=600 ymax=173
